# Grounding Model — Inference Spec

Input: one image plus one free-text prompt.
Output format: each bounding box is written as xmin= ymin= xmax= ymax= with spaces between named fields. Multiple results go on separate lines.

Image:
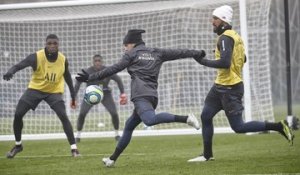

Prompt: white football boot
xmin=187 ymin=113 xmax=200 ymax=130
xmin=102 ymin=157 xmax=115 ymax=167
xmin=188 ymin=155 xmax=215 ymax=162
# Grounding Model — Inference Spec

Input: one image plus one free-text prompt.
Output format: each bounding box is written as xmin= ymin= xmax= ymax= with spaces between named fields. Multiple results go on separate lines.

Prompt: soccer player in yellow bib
xmin=3 ymin=34 xmax=80 ymax=158
xmin=188 ymin=5 xmax=294 ymax=162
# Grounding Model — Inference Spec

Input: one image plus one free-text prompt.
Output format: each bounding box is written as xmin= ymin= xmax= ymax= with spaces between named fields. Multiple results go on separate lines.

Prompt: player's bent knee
xmin=140 ymin=110 xmax=156 ymax=126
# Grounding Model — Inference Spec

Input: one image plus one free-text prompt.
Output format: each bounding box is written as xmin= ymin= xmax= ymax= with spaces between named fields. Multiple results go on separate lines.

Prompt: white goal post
xmin=0 ymin=0 xmax=274 ymax=140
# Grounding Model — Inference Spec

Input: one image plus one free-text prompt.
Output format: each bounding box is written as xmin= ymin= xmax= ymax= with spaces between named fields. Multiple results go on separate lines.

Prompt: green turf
xmin=1 ymin=105 xmax=299 ymax=174
xmin=0 ymin=130 xmax=299 ymax=175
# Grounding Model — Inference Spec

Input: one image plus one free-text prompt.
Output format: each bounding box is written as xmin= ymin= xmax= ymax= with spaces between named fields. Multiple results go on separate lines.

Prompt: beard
xmin=213 ymin=24 xmax=223 ymax=34
xmin=213 ymin=23 xmax=232 ymax=35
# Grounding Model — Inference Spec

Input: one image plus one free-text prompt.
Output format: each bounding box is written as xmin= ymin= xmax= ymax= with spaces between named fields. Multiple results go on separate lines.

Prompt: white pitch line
xmin=0 ymin=153 xmax=147 ymax=159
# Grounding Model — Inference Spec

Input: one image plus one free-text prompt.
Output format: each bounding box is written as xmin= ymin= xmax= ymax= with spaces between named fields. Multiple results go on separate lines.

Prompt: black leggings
xmin=13 ymin=100 xmax=75 ymax=145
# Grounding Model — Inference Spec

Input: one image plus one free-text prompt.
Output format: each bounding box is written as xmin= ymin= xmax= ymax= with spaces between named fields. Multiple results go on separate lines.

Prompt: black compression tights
xmin=13 ymin=100 xmax=32 ymax=142
xmin=51 ymin=102 xmax=76 ymax=145
xmin=13 ymin=100 xmax=75 ymax=145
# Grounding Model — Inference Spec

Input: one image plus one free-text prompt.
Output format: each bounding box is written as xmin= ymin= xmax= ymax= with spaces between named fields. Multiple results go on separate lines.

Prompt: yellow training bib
xmin=28 ymin=49 xmax=65 ymax=93
xmin=214 ymin=30 xmax=245 ymax=85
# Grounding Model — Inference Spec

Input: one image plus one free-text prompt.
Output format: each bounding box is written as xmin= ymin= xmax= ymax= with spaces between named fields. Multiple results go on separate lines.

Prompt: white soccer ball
xmin=84 ymin=85 xmax=103 ymax=105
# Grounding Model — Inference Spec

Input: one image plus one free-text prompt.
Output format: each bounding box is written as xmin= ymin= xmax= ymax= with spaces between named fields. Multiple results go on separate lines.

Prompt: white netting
xmin=0 ymin=0 xmax=273 ymax=140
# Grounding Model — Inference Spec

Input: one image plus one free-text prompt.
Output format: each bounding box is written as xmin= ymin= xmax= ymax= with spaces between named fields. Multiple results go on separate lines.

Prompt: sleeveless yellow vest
xmin=214 ymin=30 xmax=245 ymax=85
xmin=28 ymin=49 xmax=65 ymax=93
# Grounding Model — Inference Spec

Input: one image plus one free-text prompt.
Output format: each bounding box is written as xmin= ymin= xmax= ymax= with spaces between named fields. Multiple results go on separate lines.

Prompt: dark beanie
xmin=123 ymin=29 xmax=146 ymax=44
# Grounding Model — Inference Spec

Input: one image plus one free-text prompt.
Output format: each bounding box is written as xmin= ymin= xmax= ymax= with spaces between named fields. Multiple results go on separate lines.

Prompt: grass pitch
xmin=0 ymin=130 xmax=299 ymax=175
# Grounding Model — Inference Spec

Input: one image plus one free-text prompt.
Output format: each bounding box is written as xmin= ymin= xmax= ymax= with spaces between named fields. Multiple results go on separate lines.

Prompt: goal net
xmin=0 ymin=0 xmax=273 ymax=140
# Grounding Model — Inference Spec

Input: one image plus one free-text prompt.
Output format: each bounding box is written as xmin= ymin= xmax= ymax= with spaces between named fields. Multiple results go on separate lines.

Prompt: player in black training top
xmin=76 ymin=29 xmax=206 ymax=167
xmin=74 ymin=54 xmax=127 ymax=142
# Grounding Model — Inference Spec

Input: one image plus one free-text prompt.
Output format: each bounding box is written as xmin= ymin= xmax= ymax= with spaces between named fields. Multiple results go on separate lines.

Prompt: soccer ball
xmin=84 ymin=85 xmax=103 ymax=105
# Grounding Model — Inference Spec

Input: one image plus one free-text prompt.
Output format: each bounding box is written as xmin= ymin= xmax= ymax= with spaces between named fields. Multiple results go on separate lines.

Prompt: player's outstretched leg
xmin=7 ymin=145 xmax=23 ymax=159
xmin=279 ymin=120 xmax=295 ymax=145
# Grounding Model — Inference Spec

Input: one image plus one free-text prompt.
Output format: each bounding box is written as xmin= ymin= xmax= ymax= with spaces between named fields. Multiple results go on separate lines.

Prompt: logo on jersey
xmin=138 ymin=53 xmax=154 ymax=60
xmin=45 ymin=72 xmax=56 ymax=82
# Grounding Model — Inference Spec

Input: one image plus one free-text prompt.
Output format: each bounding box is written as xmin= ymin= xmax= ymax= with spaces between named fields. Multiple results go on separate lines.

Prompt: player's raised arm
xmin=76 ymin=56 xmax=130 ymax=82
xmin=196 ymin=35 xmax=233 ymax=68
xmin=158 ymin=48 xmax=206 ymax=62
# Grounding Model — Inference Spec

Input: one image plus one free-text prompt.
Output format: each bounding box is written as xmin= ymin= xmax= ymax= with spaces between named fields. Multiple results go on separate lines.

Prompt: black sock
xmin=265 ymin=121 xmax=282 ymax=131
xmin=174 ymin=115 xmax=188 ymax=123
xmin=110 ymin=147 xmax=123 ymax=161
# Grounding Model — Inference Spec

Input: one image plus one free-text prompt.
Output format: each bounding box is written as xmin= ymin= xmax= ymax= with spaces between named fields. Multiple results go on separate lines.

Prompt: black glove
xmin=75 ymin=69 xmax=89 ymax=82
xmin=3 ymin=71 xmax=14 ymax=81
xmin=193 ymin=50 xmax=206 ymax=64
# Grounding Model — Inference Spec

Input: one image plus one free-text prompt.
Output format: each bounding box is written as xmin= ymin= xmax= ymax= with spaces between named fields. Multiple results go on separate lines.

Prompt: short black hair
xmin=46 ymin=34 xmax=59 ymax=41
xmin=93 ymin=54 xmax=103 ymax=61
